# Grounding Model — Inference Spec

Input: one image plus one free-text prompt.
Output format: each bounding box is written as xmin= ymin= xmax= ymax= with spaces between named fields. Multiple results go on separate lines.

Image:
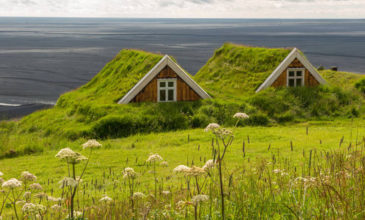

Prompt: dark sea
xmin=0 ymin=18 xmax=365 ymax=118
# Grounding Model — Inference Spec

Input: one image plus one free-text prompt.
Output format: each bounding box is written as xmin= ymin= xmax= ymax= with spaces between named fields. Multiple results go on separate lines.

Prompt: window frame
xmin=287 ymin=68 xmax=305 ymax=87
xmin=157 ymin=78 xmax=177 ymax=102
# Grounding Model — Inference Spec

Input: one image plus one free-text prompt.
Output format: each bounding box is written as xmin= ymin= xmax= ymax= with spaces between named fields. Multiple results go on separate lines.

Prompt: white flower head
xmin=21 ymin=171 xmax=37 ymax=182
xmin=133 ymin=192 xmax=146 ymax=200
xmin=0 ymin=172 xmax=3 ymax=177
xmin=162 ymin=190 xmax=170 ymax=196
xmin=123 ymin=167 xmax=137 ymax=179
xmin=186 ymin=166 xmax=206 ymax=177
xmin=173 ymin=165 xmax=190 ymax=174
xmin=55 ymin=148 xmax=87 ymax=164
xmin=29 ymin=183 xmax=43 ymax=191
xmin=23 ymin=191 xmax=32 ymax=200
xmin=233 ymin=112 xmax=249 ymax=119
xmin=58 ymin=177 xmax=78 ymax=188
xmin=192 ymin=194 xmax=209 ymax=205
xmin=202 ymin=159 xmax=216 ymax=172
xmin=204 ymin=123 xmax=220 ymax=132
xmin=2 ymin=178 xmax=22 ymax=189
xmin=68 ymin=211 xmax=83 ymax=218
xmin=99 ymin=195 xmax=113 ymax=203
xmin=146 ymin=153 xmax=163 ymax=163
xmin=161 ymin=161 xmax=169 ymax=167
xmin=82 ymin=139 xmax=102 ymax=150
xmin=47 ymin=196 xmax=62 ymax=202
xmin=22 ymin=203 xmax=36 ymax=214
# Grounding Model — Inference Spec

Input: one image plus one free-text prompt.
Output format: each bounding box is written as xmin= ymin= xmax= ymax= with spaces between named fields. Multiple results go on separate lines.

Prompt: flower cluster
xmin=22 ymin=203 xmax=46 ymax=215
xmin=82 ymin=139 xmax=102 ymax=150
xmin=2 ymin=178 xmax=22 ymax=189
xmin=99 ymin=195 xmax=113 ymax=203
xmin=202 ymin=159 xmax=216 ymax=172
xmin=123 ymin=167 xmax=137 ymax=179
xmin=204 ymin=123 xmax=233 ymax=138
xmin=204 ymin=123 xmax=220 ymax=132
xmin=146 ymin=153 xmax=163 ymax=163
xmin=233 ymin=112 xmax=249 ymax=119
xmin=133 ymin=192 xmax=146 ymax=200
xmin=21 ymin=171 xmax=37 ymax=182
xmin=192 ymin=194 xmax=209 ymax=205
xmin=58 ymin=177 xmax=78 ymax=188
xmin=186 ymin=166 xmax=206 ymax=177
xmin=173 ymin=165 xmax=190 ymax=174
xmin=55 ymin=148 xmax=88 ymax=164
xmin=29 ymin=183 xmax=43 ymax=191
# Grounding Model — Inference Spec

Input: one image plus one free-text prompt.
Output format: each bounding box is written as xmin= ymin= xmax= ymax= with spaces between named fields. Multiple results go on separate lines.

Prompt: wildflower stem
xmin=0 ymin=190 xmax=10 ymax=215
xmin=11 ymin=189 xmax=19 ymax=220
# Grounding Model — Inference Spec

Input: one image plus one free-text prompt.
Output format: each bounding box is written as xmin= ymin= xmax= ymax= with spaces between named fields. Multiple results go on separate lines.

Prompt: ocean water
xmin=0 ymin=18 xmax=365 ymax=107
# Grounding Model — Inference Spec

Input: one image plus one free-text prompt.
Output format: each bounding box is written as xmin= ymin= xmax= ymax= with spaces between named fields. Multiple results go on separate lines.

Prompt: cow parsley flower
xmin=47 ymin=196 xmax=62 ymax=202
xmin=22 ymin=203 xmax=36 ymax=214
xmin=2 ymin=178 xmax=22 ymax=189
xmin=186 ymin=166 xmax=206 ymax=177
xmin=123 ymin=167 xmax=137 ymax=179
xmin=204 ymin=123 xmax=220 ymax=132
xmin=133 ymin=192 xmax=146 ymax=199
xmin=146 ymin=153 xmax=163 ymax=163
xmin=58 ymin=177 xmax=78 ymax=188
xmin=202 ymin=159 xmax=216 ymax=172
xmin=82 ymin=139 xmax=102 ymax=149
xmin=99 ymin=195 xmax=113 ymax=203
xmin=192 ymin=194 xmax=209 ymax=205
xmin=29 ymin=183 xmax=43 ymax=191
xmin=233 ymin=112 xmax=249 ymax=119
xmin=173 ymin=165 xmax=190 ymax=174
xmin=21 ymin=171 xmax=37 ymax=182
xmin=55 ymin=148 xmax=88 ymax=164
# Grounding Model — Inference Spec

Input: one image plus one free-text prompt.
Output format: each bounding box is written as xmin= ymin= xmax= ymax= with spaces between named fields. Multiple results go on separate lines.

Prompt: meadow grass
xmin=1 ymin=119 xmax=365 ymax=219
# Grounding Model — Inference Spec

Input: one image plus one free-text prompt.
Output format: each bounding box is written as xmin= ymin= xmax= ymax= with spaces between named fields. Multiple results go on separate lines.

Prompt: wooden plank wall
xmin=131 ymin=66 xmax=201 ymax=102
xmin=271 ymin=58 xmax=320 ymax=88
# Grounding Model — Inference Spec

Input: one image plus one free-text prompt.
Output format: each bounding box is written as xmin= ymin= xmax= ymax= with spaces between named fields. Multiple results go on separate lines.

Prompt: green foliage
xmin=355 ymin=78 xmax=365 ymax=93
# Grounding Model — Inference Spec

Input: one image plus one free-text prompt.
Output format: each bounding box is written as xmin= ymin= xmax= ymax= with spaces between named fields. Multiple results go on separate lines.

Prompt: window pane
xmin=168 ymin=89 xmax=174 ymax=101
xmin=160 ymin=82 xmax=166 ymax=87
xmin=160 ymin=90 xmax=166 ymax=101
xmin=289 ymin=71 xmax=295 ymax=77
xmin=168 ymin=82 xmax=174 ymax=87
xmin=296 ymin=71 xmax=302 ymax=77
xmin=296 ymin=79 xmax=302 ymax=86
xmin=289 ymin=79 xmax=295 ymax=87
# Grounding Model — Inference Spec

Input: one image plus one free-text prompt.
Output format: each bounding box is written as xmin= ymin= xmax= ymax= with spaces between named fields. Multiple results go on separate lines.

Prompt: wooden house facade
xmin=256 ymin=48 xmax=326 ymax=92
xmin=118 ymin=55 xmax=211 ymax=104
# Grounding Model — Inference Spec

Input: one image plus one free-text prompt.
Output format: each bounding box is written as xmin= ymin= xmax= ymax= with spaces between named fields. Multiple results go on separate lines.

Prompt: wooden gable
xmin=271 ymin=58 xmax=320 ymax=88
xmin=131 ymin=66 xmax=201 ymax=103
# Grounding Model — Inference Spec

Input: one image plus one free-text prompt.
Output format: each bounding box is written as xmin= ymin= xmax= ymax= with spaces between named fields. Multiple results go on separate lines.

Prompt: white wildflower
xmin=2 ymin=178 xmax=22 ymax=189
xmin=51 ymin=204 xmax=62 ymax=210
xmin=202 ymin=159 xmax=215 ymax=172
xmin=22 ymin=203 xmax=36 ymax=214
xmin=133 ymin=192 xmax=146 ymax=199
xmin=82 ymin=139 xmax=102 ymax=149
xmin=55 ymin=148 xmax=87 ymax=164
xmin=162 ymin=190 xmax=170 ymax=196
xmin=0 ymin=172 xmax=3 ymax=176
xmin=29 ymin=183 xmax=43 ymax=191
xmin=99 ymin=195 xmax=113 ymax=203
xmin=47 ymin=196 xmax=62 ymax=202
xmin=58 ymin=177 xmax=78 ymax=188
xmin=173 ymin=165 xmax=190 ymax=174
xmin=21 ymin=171 xmax=37 ymax=182
xmin=68 ymin=211 xmax=83 ymax=218
xmin=23 ymin=191 xmax=32 ymax=200
xmin=16 ymin=200 xmax=26 ymax=206
xmin=161 ymin=161 xmax=169 ymax=167
xmin=204 ymin=123 xmax=220 ymax=132
xmin=186 ymin=166 xmax=206 ymax=177
xmin=233 ymin=112 xmax=249 ymax=119
xmin=123 ymin=167 xmax=137 ymax=179
xmin=146 ymin=153 xmax=163 ymax=163
xmin=192 ymin=194 xmax=209 ymax=205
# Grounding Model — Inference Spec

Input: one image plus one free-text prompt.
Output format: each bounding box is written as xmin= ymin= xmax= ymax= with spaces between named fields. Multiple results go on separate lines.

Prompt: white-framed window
xmin=287 ymin=68 xmax=305 ymax=87
xmin=157 ymin=78 xmax=177 ymax=102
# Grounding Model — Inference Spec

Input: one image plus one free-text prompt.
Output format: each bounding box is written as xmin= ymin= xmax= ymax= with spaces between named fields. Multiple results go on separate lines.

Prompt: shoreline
xmin=0 ymin=103 xmax=53 ymax=120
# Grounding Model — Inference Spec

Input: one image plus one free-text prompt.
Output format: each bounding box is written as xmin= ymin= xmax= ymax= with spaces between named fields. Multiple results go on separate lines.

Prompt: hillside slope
xmin=194 ymin=43 xmax=292 ymax=100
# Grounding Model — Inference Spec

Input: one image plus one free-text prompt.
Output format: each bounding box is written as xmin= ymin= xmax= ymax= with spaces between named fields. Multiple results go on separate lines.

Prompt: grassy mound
xmin=194 ymin=43 xmax=292 ymax=100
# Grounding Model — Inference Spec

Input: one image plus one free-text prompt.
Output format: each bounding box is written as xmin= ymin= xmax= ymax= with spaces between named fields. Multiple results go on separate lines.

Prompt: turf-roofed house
xmin=256 ymin=47 xmax=327 ymax=92
xmin=118 ymin=54 xmax=211 ymax=104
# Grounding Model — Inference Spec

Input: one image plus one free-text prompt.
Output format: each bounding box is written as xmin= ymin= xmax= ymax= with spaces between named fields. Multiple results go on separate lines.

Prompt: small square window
xmin=168 ymin=82 xmax=174 ymax=87
xmin=296 ymin=71 xmax=302 ymax=77
xmin=160 ymin=90 xmax=166 ymax=101
xmin=289 ymin=79 xmax=295 ymax=87
xmin=289 ymin=71 xmax=295 ymax=77
xmin=296 ymin=79 xmax=302 ymax=86
xmin=160 ymin=82 xmax=166 ymax=87
xmin=168 ymin=89 xmax=174 ymax=101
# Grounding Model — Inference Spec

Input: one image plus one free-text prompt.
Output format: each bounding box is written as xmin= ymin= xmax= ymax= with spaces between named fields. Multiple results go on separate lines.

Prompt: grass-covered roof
xmin=194 ymin=43 xmax=292 ymax=101
xmin=57 ymin=49 xmax=163 ymax=107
